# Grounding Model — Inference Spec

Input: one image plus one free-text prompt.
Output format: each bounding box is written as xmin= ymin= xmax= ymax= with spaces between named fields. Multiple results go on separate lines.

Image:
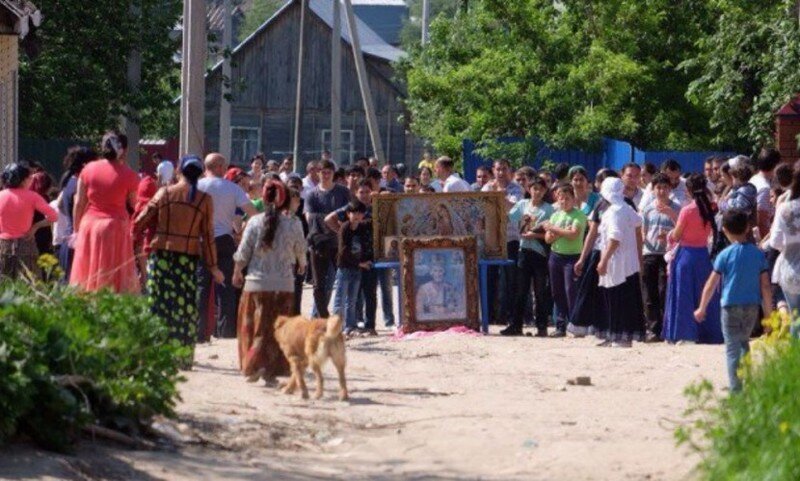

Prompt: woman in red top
xmin=0 ymin=163 xmax=58 ymax=279
xmin=663 ymin=173 xmax=723 ymax=344
xmin=70 ymin=132 xmax=140 ymax=293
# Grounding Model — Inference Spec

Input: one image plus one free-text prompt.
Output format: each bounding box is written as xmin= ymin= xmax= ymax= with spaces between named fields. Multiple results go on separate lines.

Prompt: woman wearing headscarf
xmin=134 ymin=156 xmax=222 ymax=358
xmin=0 ymin=163 xmax=59 ymax=279
xmin=133 ymin=160 xmax=176 ymax=285
xmin=568 ymin=169 xmax=618 ymax=339
xmin=662 ymin=174 xmax=723 ymax=344
xmin=70 ymin=132 xmax=140 ymax=293
xmin=233 ymin=180 xmax=307 ymax=383
xmin=596 ymin=177 xmax=646 ymax=347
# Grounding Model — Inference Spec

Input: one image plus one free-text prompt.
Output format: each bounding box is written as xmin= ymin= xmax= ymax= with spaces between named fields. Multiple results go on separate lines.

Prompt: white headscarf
xmin=600 ymin=177 xmax=625 ymax=206
xmin=156 ymin=160 xmax=175 ymax=186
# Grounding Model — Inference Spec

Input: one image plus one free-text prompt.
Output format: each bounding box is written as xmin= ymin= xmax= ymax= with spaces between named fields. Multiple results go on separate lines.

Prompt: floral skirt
xmin=238 ymin=290 xmax=293 ymax=379
xmin=147 ymin=250 xmax=199 ymax=348
xmin=0 ymin=237 xmax=39 ymax=280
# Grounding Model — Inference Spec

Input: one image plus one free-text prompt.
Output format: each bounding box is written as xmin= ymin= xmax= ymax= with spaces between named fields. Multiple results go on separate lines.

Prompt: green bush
xmin=677 ymin=338 xmax=800 ymax=480
xmin=0 ymin=279 xmax=187 ymax=452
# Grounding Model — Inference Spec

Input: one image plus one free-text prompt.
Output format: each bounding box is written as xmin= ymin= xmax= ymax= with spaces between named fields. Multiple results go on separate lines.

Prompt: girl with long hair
xmin=134 ymin=155 xmax=222 ymax=361
xmin=233 ymin=180 xmax=307 ymax=383
xmin=662 ymin=173 xmax=723 ymax=344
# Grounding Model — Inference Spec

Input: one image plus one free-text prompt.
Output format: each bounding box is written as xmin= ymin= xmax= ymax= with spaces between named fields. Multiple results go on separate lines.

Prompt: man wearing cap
xmin=197 ymin=153 xmax=259 ymax=340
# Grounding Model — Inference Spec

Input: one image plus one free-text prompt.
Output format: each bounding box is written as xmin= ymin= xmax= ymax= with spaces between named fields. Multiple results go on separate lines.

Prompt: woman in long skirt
xmin=596 ymin=177 xmax=646 ymax=347
xmin=233 ymin=180 xmax=307 ymax=383
xmin=134 ymin=156 xmax=222 ymax=360
xmin=569 ymin=169 xmax=617 ymax=339
xmin=70 ymin=133 xmax=140 ymax=293
xmin=662 ymin=174 xmax=722 ymax=344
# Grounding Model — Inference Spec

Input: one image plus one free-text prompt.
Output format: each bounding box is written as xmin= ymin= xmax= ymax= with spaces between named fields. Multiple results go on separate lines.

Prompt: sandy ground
xmin=0 ymin=286 xmax=728 ymax=481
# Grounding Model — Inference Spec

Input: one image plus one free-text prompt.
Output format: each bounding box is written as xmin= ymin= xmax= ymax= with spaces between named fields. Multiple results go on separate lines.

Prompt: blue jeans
xmin=721 ymin=305 xmax=758 ymax=392
xmin=337 ymin=268 xmax=362 ymax=330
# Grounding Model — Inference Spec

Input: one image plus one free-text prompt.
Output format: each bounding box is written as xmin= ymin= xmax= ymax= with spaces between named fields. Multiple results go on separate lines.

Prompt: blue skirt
xmin=662 ymin=246 xmax=722 ymax=343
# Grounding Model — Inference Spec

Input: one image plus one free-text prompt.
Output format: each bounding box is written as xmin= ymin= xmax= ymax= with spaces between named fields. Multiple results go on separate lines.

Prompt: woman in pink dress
xmin=70 ymin=132 xmax=140 ymax=293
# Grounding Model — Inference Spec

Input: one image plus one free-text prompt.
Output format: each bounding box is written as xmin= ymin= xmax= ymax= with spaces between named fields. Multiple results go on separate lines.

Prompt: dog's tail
xmin=326 ymin=315 xmax=344 ymax=338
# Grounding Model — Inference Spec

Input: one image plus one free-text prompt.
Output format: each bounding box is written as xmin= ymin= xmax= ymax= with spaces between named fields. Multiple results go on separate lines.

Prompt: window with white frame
xmin=231 ymin=127 xmax=261 ymax=165
xmin=321 ymin=129 xmax=354 ymax=164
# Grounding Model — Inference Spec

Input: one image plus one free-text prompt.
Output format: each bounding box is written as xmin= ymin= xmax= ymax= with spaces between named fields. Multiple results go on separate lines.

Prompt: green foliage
xmin=683 ymin=0 xmax=800 ymax=152
xmin=19 ymin=0 xmax=183 ymax=139
xmin=402 ymin=0 xmax=796 ymax=156
xmin=677 ymin=326 xmax=800 ymax=480
xmin=399 ymin=0 xmax=464 ymax=49
xmin=0 ymin=278 xmax=186 ymax=452
xmin=238 ymin=0 xmax=285 ymax=43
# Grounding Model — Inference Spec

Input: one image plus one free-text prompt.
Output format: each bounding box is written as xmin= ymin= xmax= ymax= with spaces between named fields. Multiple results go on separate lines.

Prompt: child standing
xmin=336 ymin=200 xmax=373 ymax=336
xmin=640 ymin=174 xmax=681 ymax=342
xmin=695 ymin=210 xmax=772 ymax=392
xmin=501 ymin=177 xmax=554 ymax=336
xmin=544 ymin=184 xmax=587 ymax=337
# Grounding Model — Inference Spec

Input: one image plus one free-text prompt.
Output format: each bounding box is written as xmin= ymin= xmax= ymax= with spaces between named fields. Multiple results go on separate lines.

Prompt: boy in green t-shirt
xmin=544 ymin=184 xmax=588 ymax=337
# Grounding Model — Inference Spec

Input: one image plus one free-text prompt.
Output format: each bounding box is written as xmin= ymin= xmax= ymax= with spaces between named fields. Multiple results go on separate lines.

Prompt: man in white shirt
xmin=639 ymin=159 xmax=689 ymax=210
xmin=751 ymin=148 xmax=780 ymax=237
xmin=434 ymin=156 xmax=470 ymax=192
xmin=301 ymin=160 xmax=320 ymax=200
xmin=197 ymin=152 xmax=258 ymax=341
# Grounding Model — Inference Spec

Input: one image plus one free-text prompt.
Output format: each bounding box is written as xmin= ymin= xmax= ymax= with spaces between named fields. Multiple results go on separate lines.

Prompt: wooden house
xmin=0 ymin=0 xmax=39 ymax=166
xmin=204 ymin=0 xmax=421 ymax=167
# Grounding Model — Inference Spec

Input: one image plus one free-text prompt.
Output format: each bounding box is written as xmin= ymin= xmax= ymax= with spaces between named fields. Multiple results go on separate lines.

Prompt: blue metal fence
xmin=462 ymin=137 xmax=734 ymax=183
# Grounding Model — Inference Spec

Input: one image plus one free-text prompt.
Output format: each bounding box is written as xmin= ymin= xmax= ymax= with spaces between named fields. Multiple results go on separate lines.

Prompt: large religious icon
xmin=400 ymin=236 xmax=479 ymax=333
xmin=372 ymin=192 xmax=507 ymax=262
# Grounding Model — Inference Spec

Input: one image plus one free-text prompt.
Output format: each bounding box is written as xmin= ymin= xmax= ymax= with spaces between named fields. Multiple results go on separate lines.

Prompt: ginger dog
xmin=274 ymin=314 xmax=348 ymax=401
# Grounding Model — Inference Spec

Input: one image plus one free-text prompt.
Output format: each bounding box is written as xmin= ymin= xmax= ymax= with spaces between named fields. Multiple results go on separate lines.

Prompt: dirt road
xmin=1 ymin=288 xmax=726 ymax=481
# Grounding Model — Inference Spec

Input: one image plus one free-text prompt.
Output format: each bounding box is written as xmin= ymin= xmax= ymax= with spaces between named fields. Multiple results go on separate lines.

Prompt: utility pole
xmin=331 ymin=0 xmax=342 ymax=164
xmin=123 ymin=2 xmax=141 ymax=168
xmin=421 ymin=0 xmax=430 ymax=45
xmin=180 ymin=0 xmax=207 ymax=157
xmin=342 ymin=0 xmax=386 ymax=165
xmin=219 ymin=0 xmax=233 ymax=160
xmin=292 ymin=0 xmax=308 ymax=173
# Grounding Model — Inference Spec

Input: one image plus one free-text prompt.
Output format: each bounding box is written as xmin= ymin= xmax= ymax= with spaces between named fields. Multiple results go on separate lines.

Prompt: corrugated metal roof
xmin=352 ymin=3 xmax=407 ymax=46
xmin=210 ymin=0 xmax=405 ymax=74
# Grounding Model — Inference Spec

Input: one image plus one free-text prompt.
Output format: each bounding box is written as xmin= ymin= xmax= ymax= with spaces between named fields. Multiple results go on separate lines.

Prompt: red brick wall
xmin=776 ymin=116 xmax=800 ymax=163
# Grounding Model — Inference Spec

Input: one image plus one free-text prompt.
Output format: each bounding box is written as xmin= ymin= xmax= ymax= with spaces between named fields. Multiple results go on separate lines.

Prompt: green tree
xmin=19 ymin=0 xmax=182 ymax=140
xmin=399 ymin=0 xmax=720 ymax=158
xmin=682 ymin=0 xmax=800 ymax=151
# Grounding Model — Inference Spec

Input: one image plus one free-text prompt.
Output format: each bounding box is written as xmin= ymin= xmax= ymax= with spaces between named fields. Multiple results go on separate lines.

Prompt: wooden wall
xmin=0 ymin=34 xmax=18 ymax=167
xmin=205 ymin=2 xmax=412 ymax=167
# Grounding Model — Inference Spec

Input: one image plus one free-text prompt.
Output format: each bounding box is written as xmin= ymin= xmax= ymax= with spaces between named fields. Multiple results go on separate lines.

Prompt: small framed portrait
xmin=400 ymin=236 xmax=479 ymax=333
xmin=383 ymin=236 xmax=401 ymax=261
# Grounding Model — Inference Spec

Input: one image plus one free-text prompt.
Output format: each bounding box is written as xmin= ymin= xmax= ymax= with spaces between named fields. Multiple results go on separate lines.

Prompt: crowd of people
xmin=1 ymin=132 xmax=797 ymax=391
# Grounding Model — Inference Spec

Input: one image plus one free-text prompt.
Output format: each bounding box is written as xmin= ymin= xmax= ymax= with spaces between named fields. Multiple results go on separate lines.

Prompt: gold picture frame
xmin=372 ymin=191 xmax=508 ymax=262
xmin=400 ymin=236 xmax=480 ymax=333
